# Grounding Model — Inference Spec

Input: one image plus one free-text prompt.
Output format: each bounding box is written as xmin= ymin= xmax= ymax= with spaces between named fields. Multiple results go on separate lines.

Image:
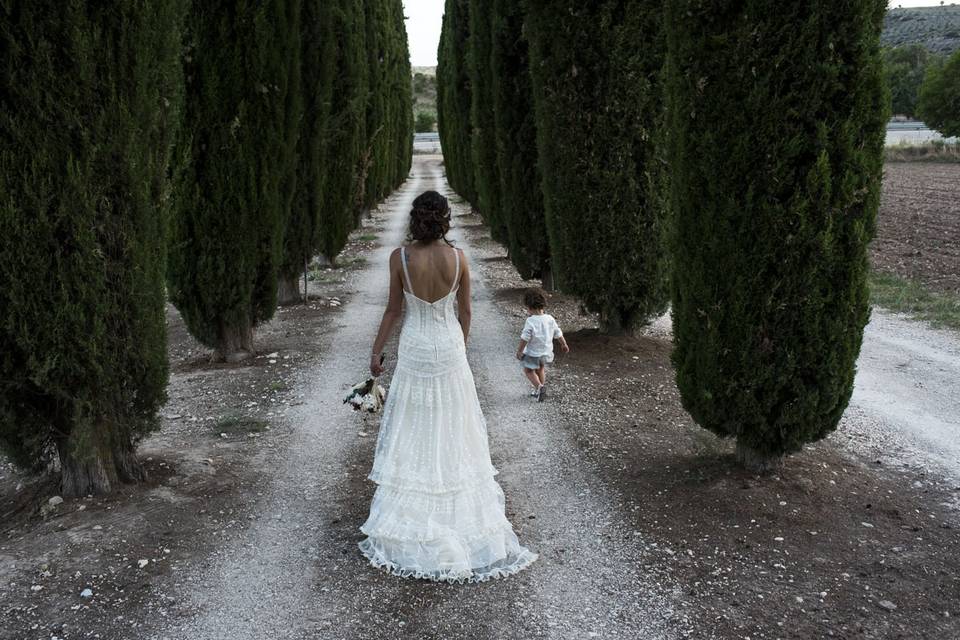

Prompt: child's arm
xmin=553 ymin=320 xmax=569 ymax=353
xmin=516 ymin=339 xmax=528 ymax=360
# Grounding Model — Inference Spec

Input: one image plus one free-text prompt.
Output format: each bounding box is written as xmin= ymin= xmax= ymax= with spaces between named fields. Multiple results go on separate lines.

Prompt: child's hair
xmin=523 ymin=288 xmax=547 ymax=310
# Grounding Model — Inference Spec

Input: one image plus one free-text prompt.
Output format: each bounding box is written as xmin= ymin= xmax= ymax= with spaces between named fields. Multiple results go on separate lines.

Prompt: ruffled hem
xmin=358 ymin=538 xmax=538 ymax=584
xmin=367 ymin=468 xmax=499 ymax=495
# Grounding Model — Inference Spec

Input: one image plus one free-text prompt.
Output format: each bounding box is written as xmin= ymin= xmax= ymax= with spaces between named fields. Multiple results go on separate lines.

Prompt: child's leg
xmin=536 ymin=364 xmax=546 ymax=386
xmin=523 ymin=367 xmax=542 ymax=389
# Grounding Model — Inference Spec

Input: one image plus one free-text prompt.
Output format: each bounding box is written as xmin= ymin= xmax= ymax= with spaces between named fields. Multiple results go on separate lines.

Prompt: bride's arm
xmin=456 ymin=249 xmax=472 ymax=343
xmin=370 ymin=249 xmax=405 ymax=375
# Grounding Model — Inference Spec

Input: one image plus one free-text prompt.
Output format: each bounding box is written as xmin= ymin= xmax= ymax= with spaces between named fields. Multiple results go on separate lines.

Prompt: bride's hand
xmin=370 ymin=353 xmax=385 ymax=377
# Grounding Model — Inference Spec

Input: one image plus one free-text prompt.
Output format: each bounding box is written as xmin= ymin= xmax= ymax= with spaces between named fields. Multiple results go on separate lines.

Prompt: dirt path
xmin=839 ymin=311 xmax=960 ymax=487
xmin=150 ymin=156 xmax=682 ymax=640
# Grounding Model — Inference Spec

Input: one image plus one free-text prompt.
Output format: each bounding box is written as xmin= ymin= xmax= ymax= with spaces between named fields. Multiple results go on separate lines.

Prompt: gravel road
xmin=151 ymin=156 xmax=682 ymax=640
xmin=841 ymin=311 xmax=960 ymax=484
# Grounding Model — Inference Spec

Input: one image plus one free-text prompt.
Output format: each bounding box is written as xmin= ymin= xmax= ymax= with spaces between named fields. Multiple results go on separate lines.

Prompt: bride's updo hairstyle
xmin=409 ymin=190 xmax=452 ymax=244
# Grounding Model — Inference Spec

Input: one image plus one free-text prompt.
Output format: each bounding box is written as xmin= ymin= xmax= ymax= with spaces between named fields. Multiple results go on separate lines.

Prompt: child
xmin=516 ymin=288 xmax=569 ymax=402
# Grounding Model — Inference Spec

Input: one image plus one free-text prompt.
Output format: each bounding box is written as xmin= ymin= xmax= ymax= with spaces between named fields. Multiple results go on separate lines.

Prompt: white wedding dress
xmin=359 ymin=246 xmax=538 ymax=583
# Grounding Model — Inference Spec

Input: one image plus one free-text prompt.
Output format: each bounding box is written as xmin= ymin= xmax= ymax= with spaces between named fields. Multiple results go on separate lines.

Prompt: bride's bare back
xmin=400 ymin=242 xmax=464 ymax=303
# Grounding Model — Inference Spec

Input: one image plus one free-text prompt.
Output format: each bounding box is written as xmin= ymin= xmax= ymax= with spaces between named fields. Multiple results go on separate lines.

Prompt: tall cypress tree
xmin=468 ymin=0 xmax=506 ymax=242
xmin=362 ymin=0 xmax=390 ymax=208
xmin=168 ymin=0 xmax=302 ymax=360
xmin=280 ymin=0 xmax=334 ymax=303
xmin=388 ymin=0 xmax=414 ymax=189
xmin=317 ymin=0 xmax=369 ymax=263
xmin=0 ymin=2 xmax=186 ymax=495
xmin=490 ymin=0 xmax=550 ymax=283
xmin=526 ymin=1 xmax=669 ymax=332
xmin=281 ymin=0 xmax=372 ymax=296
xmin=665 ymin=0 xmax=888 ymax=468
xmin=437 ymin=0 xmax=477 ymax=205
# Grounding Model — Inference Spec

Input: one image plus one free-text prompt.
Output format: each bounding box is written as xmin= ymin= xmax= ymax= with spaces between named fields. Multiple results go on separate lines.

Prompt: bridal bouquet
xmin=343 ymin=355 xmax=386 ymax=413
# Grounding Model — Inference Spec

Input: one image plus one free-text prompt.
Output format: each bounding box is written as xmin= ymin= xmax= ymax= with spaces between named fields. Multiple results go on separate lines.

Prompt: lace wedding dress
xmin=359 ymin=247 xmax=538 ymax=583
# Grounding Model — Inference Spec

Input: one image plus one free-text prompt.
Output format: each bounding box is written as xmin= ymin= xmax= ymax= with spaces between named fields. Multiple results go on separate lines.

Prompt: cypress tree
xmin=490 ymin=0 xmax=551 ymax=283
xmin=282 ymin=0 xmax=369 ymax=297
xmin=0 ymin=2 xmax=186 ymax=495
xmin=362 ymin=0 xmax=391 ymax=208
xmin=317 ymin=0 xmax=369 ymax=263
xmin=437 ymin=0 xmax=478 ymax=205
xmin=168 ymin=0 xmax=303 ymax=360
xmin=665 ymin=0 xmax=889 ymax=468
xmin=468 ymin=0 xmax=507 ymax=242
xmin=526 ymin=1 xmax=669 ymax=332
xmin=279 ymin=0 xmax=334 ymax=303
xmin=389 ymin=0 xmax=414 ymax=188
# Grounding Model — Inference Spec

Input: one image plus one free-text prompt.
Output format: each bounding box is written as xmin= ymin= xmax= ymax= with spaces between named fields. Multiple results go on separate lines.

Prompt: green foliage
xmin=665 ymin=0 xmax=889 ymax=462
xmin=362 ymin=0 xmax=413 ymax=208
xmin=918 ymin=48 xmax=960 ymax=137
xmin=883 ymin=45 xmax=938 ymax=118
xmin=526 ymin=0 xmax=669 ymax=332
xmin=468 ymin=0 xmax=507 ymax=242
xmin=415 ymin=111 xmax=437 ymax=133
xmin=490 ymin=0 xmax=550 ymax=281
xmin=0 ymin=1 xmax=186 ymax=493
xmin=283 ymin=0 xmax=368 ymax=288
xmin=437 ymin=0 xmax=478 ymax=205
xmin=168 ymin=0 xmax=303 ymax=356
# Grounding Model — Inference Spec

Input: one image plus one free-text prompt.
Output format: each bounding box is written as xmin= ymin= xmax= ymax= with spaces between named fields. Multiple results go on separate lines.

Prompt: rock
xmin=30 ymin=585 xmax=43 ymax=592
xmin=48 ymin=496 xmax=64 ymax=506
xmin=80 ymin=588 xmax=93 ymax=598
xmin=877 ymin=600 xmax=897 ymax=612
xmin=138 ymin=559 xmax=149 ymax=569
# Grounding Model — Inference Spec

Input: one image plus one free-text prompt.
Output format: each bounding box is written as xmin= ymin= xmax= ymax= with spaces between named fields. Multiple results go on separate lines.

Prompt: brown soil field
xmin=873 ymin=162 xmax=960 ymax=295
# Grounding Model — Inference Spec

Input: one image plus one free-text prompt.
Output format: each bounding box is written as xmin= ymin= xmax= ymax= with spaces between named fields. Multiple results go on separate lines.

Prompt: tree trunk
xmin=599 ymin=309 xmax=636 ymax=336
xmin=540 ymin=266 xmax=555 ymax=292
xmin=216 ymin=318 xmax=255 ymax=363
xmin=277 ymin=275 xmax=302 ymax=306
xmin=58 ymin=433 xmax=146 ymax=498
xmin=735 ymin=441 xmax=784 ymax=473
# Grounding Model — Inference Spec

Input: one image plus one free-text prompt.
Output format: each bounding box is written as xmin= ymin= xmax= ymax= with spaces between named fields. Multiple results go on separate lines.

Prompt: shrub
xmin=665 ymin=0 xmax=889 ymax=468
xmin=0 ymin=1 xmax=187 ymax=495
xmin=415 ymin=111 xmax=437 ymax=133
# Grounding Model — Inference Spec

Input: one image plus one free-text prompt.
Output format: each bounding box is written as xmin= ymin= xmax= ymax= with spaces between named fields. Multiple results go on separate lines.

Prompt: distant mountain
xmin=883 ymin=6 xmax=960 ymax=54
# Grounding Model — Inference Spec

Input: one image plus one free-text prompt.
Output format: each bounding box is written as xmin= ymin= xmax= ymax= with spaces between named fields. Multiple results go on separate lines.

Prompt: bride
xmin=359 ymin=190 xmax=538 ymax=583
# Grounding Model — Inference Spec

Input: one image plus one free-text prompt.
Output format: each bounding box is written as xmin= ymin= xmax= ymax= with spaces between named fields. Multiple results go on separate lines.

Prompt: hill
xmin=883 ymin=6 xmax=960 ymax=54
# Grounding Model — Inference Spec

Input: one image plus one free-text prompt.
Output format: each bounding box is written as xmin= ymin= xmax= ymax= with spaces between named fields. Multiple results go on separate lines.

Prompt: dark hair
xmin=523 ymin=288 xmax=547 ymax=310
xmin=409 ymin=190 xmax=452 ymax=244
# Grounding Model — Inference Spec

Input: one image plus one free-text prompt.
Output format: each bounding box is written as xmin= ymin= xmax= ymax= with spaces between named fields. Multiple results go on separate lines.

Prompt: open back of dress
xmin=359 ymin=246 xmax=538 ymax=583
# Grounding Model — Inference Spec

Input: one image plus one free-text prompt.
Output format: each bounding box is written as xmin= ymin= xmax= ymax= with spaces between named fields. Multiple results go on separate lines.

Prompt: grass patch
xmin=214 ymin=415 xmax=269 ymax=434
xmin=356 ymin=233 xmax=378 ymax=242
xmin=307 ymin=269 xmax=344 ymax=284
xmin=338 ymin=255 xmax=367 ymax=268
xmin=885 ymin=140 xmax=960 ymax=163
xmin=870 ymin=270 xmax=960 ymax=330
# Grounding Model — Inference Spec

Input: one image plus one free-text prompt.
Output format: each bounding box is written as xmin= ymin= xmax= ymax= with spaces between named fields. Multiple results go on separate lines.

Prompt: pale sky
xmin=403 ymin=1 xmax=947 ymax=67
xmin=404 ymin=0 xmax=445 ymax=67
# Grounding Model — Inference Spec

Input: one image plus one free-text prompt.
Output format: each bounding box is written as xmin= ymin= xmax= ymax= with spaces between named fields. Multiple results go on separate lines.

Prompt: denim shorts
xmin=521 ymin=353 xmax=553 ymax=370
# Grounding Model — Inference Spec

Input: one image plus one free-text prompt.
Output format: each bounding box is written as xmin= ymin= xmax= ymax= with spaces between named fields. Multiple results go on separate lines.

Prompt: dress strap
xmin=400 ymin=247 xmax=415 ymax=296
xmin=449 ymin=248 xmax=461 ymax=294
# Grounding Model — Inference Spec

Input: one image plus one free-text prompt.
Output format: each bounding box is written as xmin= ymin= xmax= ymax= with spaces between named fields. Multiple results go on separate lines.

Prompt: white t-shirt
xmin=520 ymin=313 xmax=563 ymax=358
